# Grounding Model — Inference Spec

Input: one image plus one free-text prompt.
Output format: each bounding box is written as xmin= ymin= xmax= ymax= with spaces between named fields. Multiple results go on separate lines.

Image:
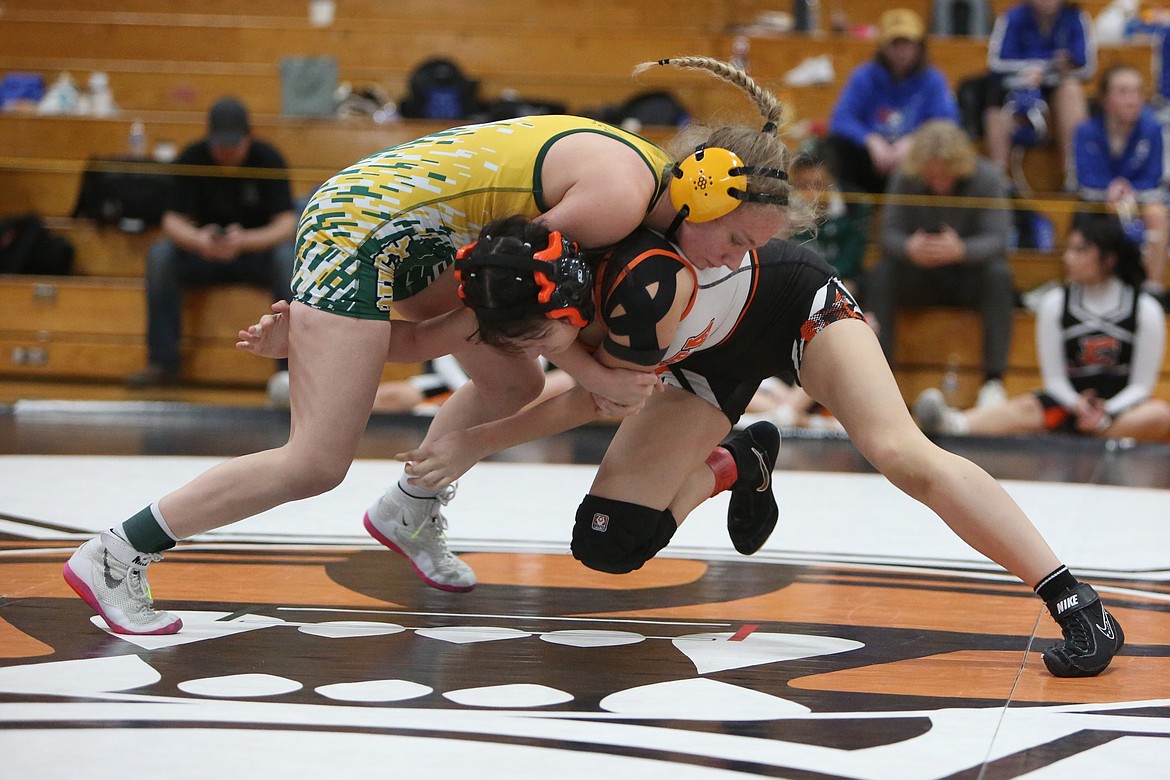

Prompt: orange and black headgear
xmin=454 ymin=230 xmax=595 ymax=328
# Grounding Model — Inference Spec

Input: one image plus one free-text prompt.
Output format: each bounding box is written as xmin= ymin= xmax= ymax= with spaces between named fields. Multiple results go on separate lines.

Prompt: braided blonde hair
xmin=633 ymin=56 xmax=788 ymax=131
xmin=634 ymin=56 xmax=814 ymax=233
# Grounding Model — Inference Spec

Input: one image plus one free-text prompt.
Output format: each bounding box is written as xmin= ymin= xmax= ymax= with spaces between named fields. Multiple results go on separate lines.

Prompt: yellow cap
xmin=879 ymin=9 xmax=925 ymax=44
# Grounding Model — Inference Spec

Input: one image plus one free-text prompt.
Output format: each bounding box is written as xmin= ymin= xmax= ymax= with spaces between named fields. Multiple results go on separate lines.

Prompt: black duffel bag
xmin=72 ymin=156 xmax=171 ymax=231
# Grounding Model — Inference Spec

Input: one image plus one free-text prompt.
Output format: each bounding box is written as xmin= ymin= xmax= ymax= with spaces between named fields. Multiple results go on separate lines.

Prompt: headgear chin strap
xmin=668 ymin=145 xmax=790 ymax=236
xmin=454 ymin=230 xmax=595 ymax=328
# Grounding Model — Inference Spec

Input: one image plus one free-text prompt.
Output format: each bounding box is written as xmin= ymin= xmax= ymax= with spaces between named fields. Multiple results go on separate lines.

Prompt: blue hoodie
xmin=829 ymin=61 xmax=959 ymax=145
xmin=1074 ymin=106 xmax=1168 ymax=202
xmin=1157 ymin=28 xmax=1170 ymax=102
xmin=988 ymin=2 xmax=1096 ymax=86
xmin=1121 ymin=21 xmax=1170 ymax=102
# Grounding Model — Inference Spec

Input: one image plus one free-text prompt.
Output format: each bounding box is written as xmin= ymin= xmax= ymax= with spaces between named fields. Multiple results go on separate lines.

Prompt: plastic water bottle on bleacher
xmin=127 ymin=120 xmax=147 ymax=159
xmin=941 ymin=355 xmax=960 ymax=406
xmin=731 ymin=36 xmax=750 ymax=72
xmin=88 ymin=72 xmax=117 ymax=117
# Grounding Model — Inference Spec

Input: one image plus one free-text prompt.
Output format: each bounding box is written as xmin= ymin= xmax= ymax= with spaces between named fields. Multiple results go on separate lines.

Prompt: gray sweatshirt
xmin=879 ymin=157 xmax=1012 ymax=266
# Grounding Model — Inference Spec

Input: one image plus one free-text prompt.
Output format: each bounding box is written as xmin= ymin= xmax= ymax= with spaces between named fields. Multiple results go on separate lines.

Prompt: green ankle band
xmin=122 ymin=505 xmax=177 ymax=553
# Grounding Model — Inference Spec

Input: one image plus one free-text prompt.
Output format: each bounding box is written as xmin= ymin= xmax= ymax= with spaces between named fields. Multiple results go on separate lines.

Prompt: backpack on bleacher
xmin=484 ymin=92 xmax=567 ymax=122
xmin=398 ymin=58 xmax=482 ymax=121
xmin=71 ymin=158 xmax=170 ymax=231
xmin=609 ymin=91 xmax=690 ymax=128
xmin=0 ymin=214 xmax=75 ymax=276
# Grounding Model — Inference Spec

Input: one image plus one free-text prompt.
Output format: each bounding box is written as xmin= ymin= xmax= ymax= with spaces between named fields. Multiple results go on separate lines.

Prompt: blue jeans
xmin=144 ymin=238 xmax=295 ymax=372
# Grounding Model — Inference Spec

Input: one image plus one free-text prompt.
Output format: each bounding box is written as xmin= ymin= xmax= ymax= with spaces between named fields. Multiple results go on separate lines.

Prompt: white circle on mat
xmin=539 ymin=629 xmax=645 ymax=648
xmin=315 ymin=679 xmax=432 ymax=702
xmin=298 ymin=621 xmax=405 ymax=638
xmin=178 ymin=673 xmax=302 ymax=698
xmin=415 ymin=626 xmax=531 ymax=644
xmin=443 ymin=683 xmax=573 ymax=708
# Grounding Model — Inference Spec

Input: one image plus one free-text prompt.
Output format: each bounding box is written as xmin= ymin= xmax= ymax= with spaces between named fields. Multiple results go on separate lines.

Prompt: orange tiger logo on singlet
xmin=662 ymin=319 xmax=716 ymax=366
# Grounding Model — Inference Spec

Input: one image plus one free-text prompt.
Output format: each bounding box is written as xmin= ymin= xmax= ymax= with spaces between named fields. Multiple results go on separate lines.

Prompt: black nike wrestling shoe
xmin=723 ymin=421 xmax=781 ymax=555
xmin=1042 ymin=583 xmax=1125 ymax=678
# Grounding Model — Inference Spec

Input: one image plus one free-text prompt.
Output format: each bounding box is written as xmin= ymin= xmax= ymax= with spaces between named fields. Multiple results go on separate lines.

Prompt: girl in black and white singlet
xmin=914 ymin=213 xmax=1169 ymax=441
xmin=591 ymin=228 xmax=863 ymax=423
xmin=1035 ymin=278 xmax=1163 ymax=432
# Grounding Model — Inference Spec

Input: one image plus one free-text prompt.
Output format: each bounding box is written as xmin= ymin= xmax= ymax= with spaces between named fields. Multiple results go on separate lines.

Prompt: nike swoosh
xmin=752 ymin=448 xmax=771 ymax=493
xmin=1095 ymin=610 xmax=1115 ymax=641
xmin=102 ymin=549 xmax=124 ymax=590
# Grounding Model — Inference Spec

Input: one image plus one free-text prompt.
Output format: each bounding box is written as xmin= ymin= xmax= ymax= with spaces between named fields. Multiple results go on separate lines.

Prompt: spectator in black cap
xmin=128 ymin=96 xmax=296 ymax=391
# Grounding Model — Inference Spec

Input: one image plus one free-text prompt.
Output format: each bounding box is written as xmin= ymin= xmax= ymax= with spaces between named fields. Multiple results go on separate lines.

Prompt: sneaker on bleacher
xmin=783 ymin=55 xmax=834 ymax=87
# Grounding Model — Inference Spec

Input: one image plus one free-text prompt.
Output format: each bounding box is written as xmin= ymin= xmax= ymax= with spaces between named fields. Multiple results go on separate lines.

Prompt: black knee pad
xmin=571 ymin=495 xmax=677 ymax=574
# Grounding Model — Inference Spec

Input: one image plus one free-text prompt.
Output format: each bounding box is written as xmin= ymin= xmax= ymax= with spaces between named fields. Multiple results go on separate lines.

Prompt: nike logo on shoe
xmin=102 ymin=550 xmax=124 ymax=589
xmin=1096 ymin=610 xmax=1116 ymax=641
xmin=752 ymin=448 xmax=770 ymax=493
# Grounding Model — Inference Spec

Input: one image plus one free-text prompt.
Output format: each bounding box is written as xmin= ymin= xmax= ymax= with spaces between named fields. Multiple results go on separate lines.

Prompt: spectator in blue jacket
xmin=1155 ymin=22 xmax=1170 ymax=114
xmin=984 ymin=0 xmax=1096 ymax=190
xmin=1123 ymin=12 xmax=1170 ymax=119
xmin=1075 ymin=64 xmax=1168 ymax=302
xmin=826 ymin=8 xmax=960 ymax=194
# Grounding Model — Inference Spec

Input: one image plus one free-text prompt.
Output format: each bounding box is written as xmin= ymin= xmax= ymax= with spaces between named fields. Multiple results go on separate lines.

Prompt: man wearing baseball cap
xmin=826 ymin=9 xmax=961 ymax=194
xmin=129 ymin=96 xmax=296 ymax=393
xmin=207 ymin=95 xmax=251 ymax=147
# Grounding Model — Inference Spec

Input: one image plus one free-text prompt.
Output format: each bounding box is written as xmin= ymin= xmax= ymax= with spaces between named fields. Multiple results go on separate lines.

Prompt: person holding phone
xmin=126 ymin=96 xmax=297 ymax=389
xmin=868 ymin=119 xmax=1017 ymax=409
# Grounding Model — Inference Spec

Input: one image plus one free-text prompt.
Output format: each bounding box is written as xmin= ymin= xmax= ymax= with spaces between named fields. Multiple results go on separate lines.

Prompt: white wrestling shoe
xmin=63 ymin=532 xmax=182 ymax=635
xmin=912 ymin=388 xmax=969 ymax=435
xmin=363 ymin=484 xmax=477 ymax=592
xmin=975 ymin=379 xmax=1007 ymax=409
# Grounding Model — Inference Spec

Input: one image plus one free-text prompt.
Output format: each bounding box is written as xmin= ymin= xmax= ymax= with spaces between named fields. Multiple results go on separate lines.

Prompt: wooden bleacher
xmin=895 ymin=308 xmax=1170 ymax=408
xmin=1 ymin=0 xmax=1167 ymax=408
xmin=0 ymin=275 xmax=272 ymax=383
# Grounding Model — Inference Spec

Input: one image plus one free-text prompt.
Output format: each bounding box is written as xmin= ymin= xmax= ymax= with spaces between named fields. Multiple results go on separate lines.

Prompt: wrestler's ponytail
xmin=634 ymin=56 xmax=815 ymax=233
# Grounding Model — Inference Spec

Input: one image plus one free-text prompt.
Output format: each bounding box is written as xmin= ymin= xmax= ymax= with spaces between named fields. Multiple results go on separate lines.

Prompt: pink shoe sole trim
xmin=362 ymin=512 xmax=475 ymax=593
xmin=62 ymin=561 xmax=183 ymax=636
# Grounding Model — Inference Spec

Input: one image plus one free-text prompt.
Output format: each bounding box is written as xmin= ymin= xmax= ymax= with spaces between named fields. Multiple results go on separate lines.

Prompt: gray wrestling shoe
xmin=363 ymin=484 xmax=476 ymax=592
xmin=63 ymin=532 xmax=182 ymax=635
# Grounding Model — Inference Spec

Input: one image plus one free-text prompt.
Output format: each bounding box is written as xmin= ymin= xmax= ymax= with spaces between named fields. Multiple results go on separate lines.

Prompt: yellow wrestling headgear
xmin=669 ymin=146 xmax=789 ymax=224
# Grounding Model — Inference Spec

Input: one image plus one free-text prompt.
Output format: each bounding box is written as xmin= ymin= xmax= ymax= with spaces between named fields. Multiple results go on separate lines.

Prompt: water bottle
xmin=127 ymin=119 xmax=147 ymax=159
xmin=941 ymin=355 xmax=960 ymax=405
xmin=88 ymin=71 xmax=116 ymax=117
xmin=730 ymin=35 xmax=750 ymax=72
xmin=1034 ymin=214 xmax=1056 ymax=251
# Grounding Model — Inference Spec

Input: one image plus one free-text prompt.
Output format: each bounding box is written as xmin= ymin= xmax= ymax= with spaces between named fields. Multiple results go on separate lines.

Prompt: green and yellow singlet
xmin=292 ymin=115 xmax=672 ymax=319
